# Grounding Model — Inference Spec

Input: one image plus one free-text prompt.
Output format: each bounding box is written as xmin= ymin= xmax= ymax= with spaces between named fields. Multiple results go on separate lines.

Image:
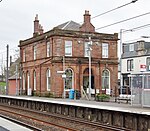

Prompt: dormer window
xmin=129 ymin=44 xmax=134 ymax=51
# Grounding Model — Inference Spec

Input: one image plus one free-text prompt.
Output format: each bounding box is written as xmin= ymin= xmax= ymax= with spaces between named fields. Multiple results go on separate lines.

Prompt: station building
xmin=19 ymin=11 xmax=118 ymax=97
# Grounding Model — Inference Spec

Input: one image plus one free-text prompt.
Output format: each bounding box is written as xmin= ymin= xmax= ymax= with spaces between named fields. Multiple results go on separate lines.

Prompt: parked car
xmin=118 ymin=86 xmax=131 ymax=95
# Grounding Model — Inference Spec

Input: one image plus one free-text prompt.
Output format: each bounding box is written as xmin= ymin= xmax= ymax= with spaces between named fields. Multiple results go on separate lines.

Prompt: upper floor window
xmin=47 ymin=42 xmax=50 ymax=57
xmin=23 ymin=49 xmax=26 ymax=62
xmin=102 ymin=43 xmax=108 ymax=58
xmin=84 ymin=42 xmax=89 ymax=57
xmin=147 ymin=57 xmax=150 ymax=71
xmin=65 ymin=41 xmax=72 ymax=56
xmin=33 ymin=45 xmax=37 ymax=60
xmin=46 ymin=69 xmax=51 ymax=91
xmin=129 ymin=44 xmax=134 ymax=51
xmin=127 ymin=59 xmax=134 ymax=71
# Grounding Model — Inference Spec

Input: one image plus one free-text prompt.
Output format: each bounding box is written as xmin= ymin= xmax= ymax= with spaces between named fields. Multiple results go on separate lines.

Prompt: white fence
xmin=130 ymin=72 xmax=150 ymax=107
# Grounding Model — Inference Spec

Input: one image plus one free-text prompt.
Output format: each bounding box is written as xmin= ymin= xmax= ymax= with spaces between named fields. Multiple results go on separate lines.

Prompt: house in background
xmin=121 ymin=40 xmax=150 ymax=86
xmin=8 ymin=75 xmax=20 ymax=95
xmin=8 ymin=57 xmax=20 ymax=95
xmin=19 ymin=11 xmax=118 ymax=97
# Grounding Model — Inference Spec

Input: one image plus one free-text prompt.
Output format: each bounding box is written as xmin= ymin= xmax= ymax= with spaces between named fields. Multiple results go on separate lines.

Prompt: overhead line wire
xmin=96 ymin=11 xmax=150 ymax=30
xmin=91 ymin=1 xmax=137 ymax=20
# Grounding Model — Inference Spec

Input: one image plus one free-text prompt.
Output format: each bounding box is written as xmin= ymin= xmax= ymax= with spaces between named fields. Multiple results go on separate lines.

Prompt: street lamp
xmin=87 ymin=37 xmax=92 ymax=100
xmin=15 ymin=65 xmax=18 ymax=95
xmin=120 ymin=29 xmax=133 ymax=94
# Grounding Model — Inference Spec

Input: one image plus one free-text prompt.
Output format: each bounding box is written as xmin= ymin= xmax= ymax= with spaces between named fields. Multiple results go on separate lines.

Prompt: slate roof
xmin=8 ymin=74 xmax=20 ymax=80
xmin=122 ymin=41 xmax=150 ymax=58
xmin=55 ymin=21 xmax=81 ymax=31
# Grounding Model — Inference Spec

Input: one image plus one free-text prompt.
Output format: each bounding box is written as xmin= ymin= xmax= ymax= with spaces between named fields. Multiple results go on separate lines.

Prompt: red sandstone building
xmin=19 ymin=11 xmax=118 ymax=97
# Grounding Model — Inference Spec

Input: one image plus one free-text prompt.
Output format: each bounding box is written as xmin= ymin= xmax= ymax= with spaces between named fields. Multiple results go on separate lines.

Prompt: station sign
xmin=57 ymin=71 xmax=65 ymax=74
xmin=140 ymin=64 xmax=146 ymax=72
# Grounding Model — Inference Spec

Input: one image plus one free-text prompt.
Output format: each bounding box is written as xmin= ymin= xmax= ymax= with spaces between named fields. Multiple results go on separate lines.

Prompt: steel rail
xmin=0 ymin=114 xmax=42 ymax=131
xmin=0 ymin=104 xmax=133 ymax=131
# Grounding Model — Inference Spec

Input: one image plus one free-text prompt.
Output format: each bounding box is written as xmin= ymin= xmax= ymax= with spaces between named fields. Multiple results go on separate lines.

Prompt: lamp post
xmin=16 ymin=65 xmax=18 ymax=96
xmin=120 ymin=29 xmax=133 ymax=94
xmin=6 ymin=44 xmax=9 ymax=95
xmin=87 ymin=37 xmax=92 ymax=100
xmin=120 ymin=29 xmax=123 ymax=94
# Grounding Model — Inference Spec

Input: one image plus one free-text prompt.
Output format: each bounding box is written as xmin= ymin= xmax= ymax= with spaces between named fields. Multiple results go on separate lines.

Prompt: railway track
xmin=0 ymin=114 xmax=42 ymax=131
xmin=0 ymin=104 xmax=133 ymax=131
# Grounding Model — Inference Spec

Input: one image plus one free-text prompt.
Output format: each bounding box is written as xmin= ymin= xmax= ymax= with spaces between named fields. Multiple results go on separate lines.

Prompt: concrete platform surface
xmin=0 ymin=117 xmax=32 ymax=131
xmin=0 ymin=95 xmax=150 ymax=115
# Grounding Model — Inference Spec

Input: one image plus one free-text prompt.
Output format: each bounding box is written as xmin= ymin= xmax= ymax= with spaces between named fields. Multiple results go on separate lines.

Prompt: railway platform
xmin=17 ymin=95 xmax=150 ymax=115
xmin=0 ymin=95 xmax=150 ymax=130
xmin=0 ymin=117 xmax=32 ymax=131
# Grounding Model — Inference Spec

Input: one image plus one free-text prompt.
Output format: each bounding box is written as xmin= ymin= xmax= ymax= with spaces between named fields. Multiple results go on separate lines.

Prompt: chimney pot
xmin=85 ymin=10 xmax=89 ymax=15
xmin=80 ymin=10 xmax=95 ymax=32
xmin=35 ymin=14 xmax=38 ymax=20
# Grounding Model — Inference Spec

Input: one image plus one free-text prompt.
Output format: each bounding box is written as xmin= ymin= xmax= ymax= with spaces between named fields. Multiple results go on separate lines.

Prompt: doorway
xmin=83 ymin=68 xmax=94 ymax=94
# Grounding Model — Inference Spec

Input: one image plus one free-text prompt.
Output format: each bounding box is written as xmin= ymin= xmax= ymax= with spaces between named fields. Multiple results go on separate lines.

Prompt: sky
xmin=0 ymin=0 xmax=150 ymax=63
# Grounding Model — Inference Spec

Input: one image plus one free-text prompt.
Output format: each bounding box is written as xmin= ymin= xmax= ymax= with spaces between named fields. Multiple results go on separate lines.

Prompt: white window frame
xmin=147 ymin=57 xmax=150 ymax=71
xmin=65 ymin=41 xmax=72 ymax=56
xmin=129 ymin=44 xmax=134 ymax=51
xmin=23 ymin=49 xmax=26 ymax=62
xmin=47 ymin=42 xmax=50 ymax=57
xmin=33 ymin=71 xmax=36 ymax=90
xmin=102 ymin=43 xmax=108 ymax=58
xmin=27 ymin=72 xmax=30 ymax=96
xmin=127 ymin=59 xmax=134 ymax=71
xmin=102 ymin=69 xmax=110 ymax=89
xmin=84 ymin=42 xmax=89 ymax=57
xmin=33 ymin=45 xmax=37 ymax=60
xmin=46 ymin=69 xmax=51 ymax=91
xmin=65 ymin=68 xmax=74 ymax=91
xmin=22 ymin=72 xmax=25 ymax=90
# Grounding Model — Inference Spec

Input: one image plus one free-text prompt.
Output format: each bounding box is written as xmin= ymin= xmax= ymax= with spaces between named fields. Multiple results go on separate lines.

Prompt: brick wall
xmin=19 ymin=11 xmax=118 ymax=97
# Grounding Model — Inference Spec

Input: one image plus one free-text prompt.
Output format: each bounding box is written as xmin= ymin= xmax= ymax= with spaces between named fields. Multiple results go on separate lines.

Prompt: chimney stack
xmin=84 ymin=10 xmax=90 ymax=23
xmin=80 ymin=10 xmax=95 ymax=32
xmin=39 ymin=24 xmax=44 ymax=34
xmin=33 ymin=14 xmax=44 ymax=36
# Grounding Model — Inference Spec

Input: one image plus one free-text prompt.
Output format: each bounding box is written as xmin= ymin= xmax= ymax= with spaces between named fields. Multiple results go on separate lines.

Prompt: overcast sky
xmin=0 ymin=0 xmax=150 ymax=61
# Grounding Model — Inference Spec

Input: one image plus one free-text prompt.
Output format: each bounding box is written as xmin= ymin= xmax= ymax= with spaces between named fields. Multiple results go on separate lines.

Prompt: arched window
xmin=65 ymin=68 xmax=73 ymax=90
xmin=33 ymin=71 xmax=36 ymax=90
xmin=102 ymin=70 xmax=110 ymax=89
xmin=46 ymin=69 xmax=51 ymax=91
xmin=22 ymin=72 xmax=25 ymax=90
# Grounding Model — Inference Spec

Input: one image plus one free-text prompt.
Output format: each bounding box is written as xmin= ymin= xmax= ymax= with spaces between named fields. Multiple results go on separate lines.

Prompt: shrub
xmin=96 ymin=94 xmax=110 ymax=102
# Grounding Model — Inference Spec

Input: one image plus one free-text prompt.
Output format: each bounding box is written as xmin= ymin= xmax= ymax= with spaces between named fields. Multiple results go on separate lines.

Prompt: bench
xmin=117 ymin=95 xmax=135 ymax=104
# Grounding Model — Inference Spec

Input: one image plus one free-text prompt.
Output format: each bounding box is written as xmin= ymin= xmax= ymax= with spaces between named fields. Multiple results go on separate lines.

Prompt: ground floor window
xmin=46 ymin=69 xmax=51 ymax=91
xmin=22 ymin=72 xmax=25 ymax=90
xmin=33 ymin=71 xmax=36 ymax=90
xmin=65 ymin=68 xmax=73 ymax=90
xmin=102 ymin=70 xmax=110 ymax=89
